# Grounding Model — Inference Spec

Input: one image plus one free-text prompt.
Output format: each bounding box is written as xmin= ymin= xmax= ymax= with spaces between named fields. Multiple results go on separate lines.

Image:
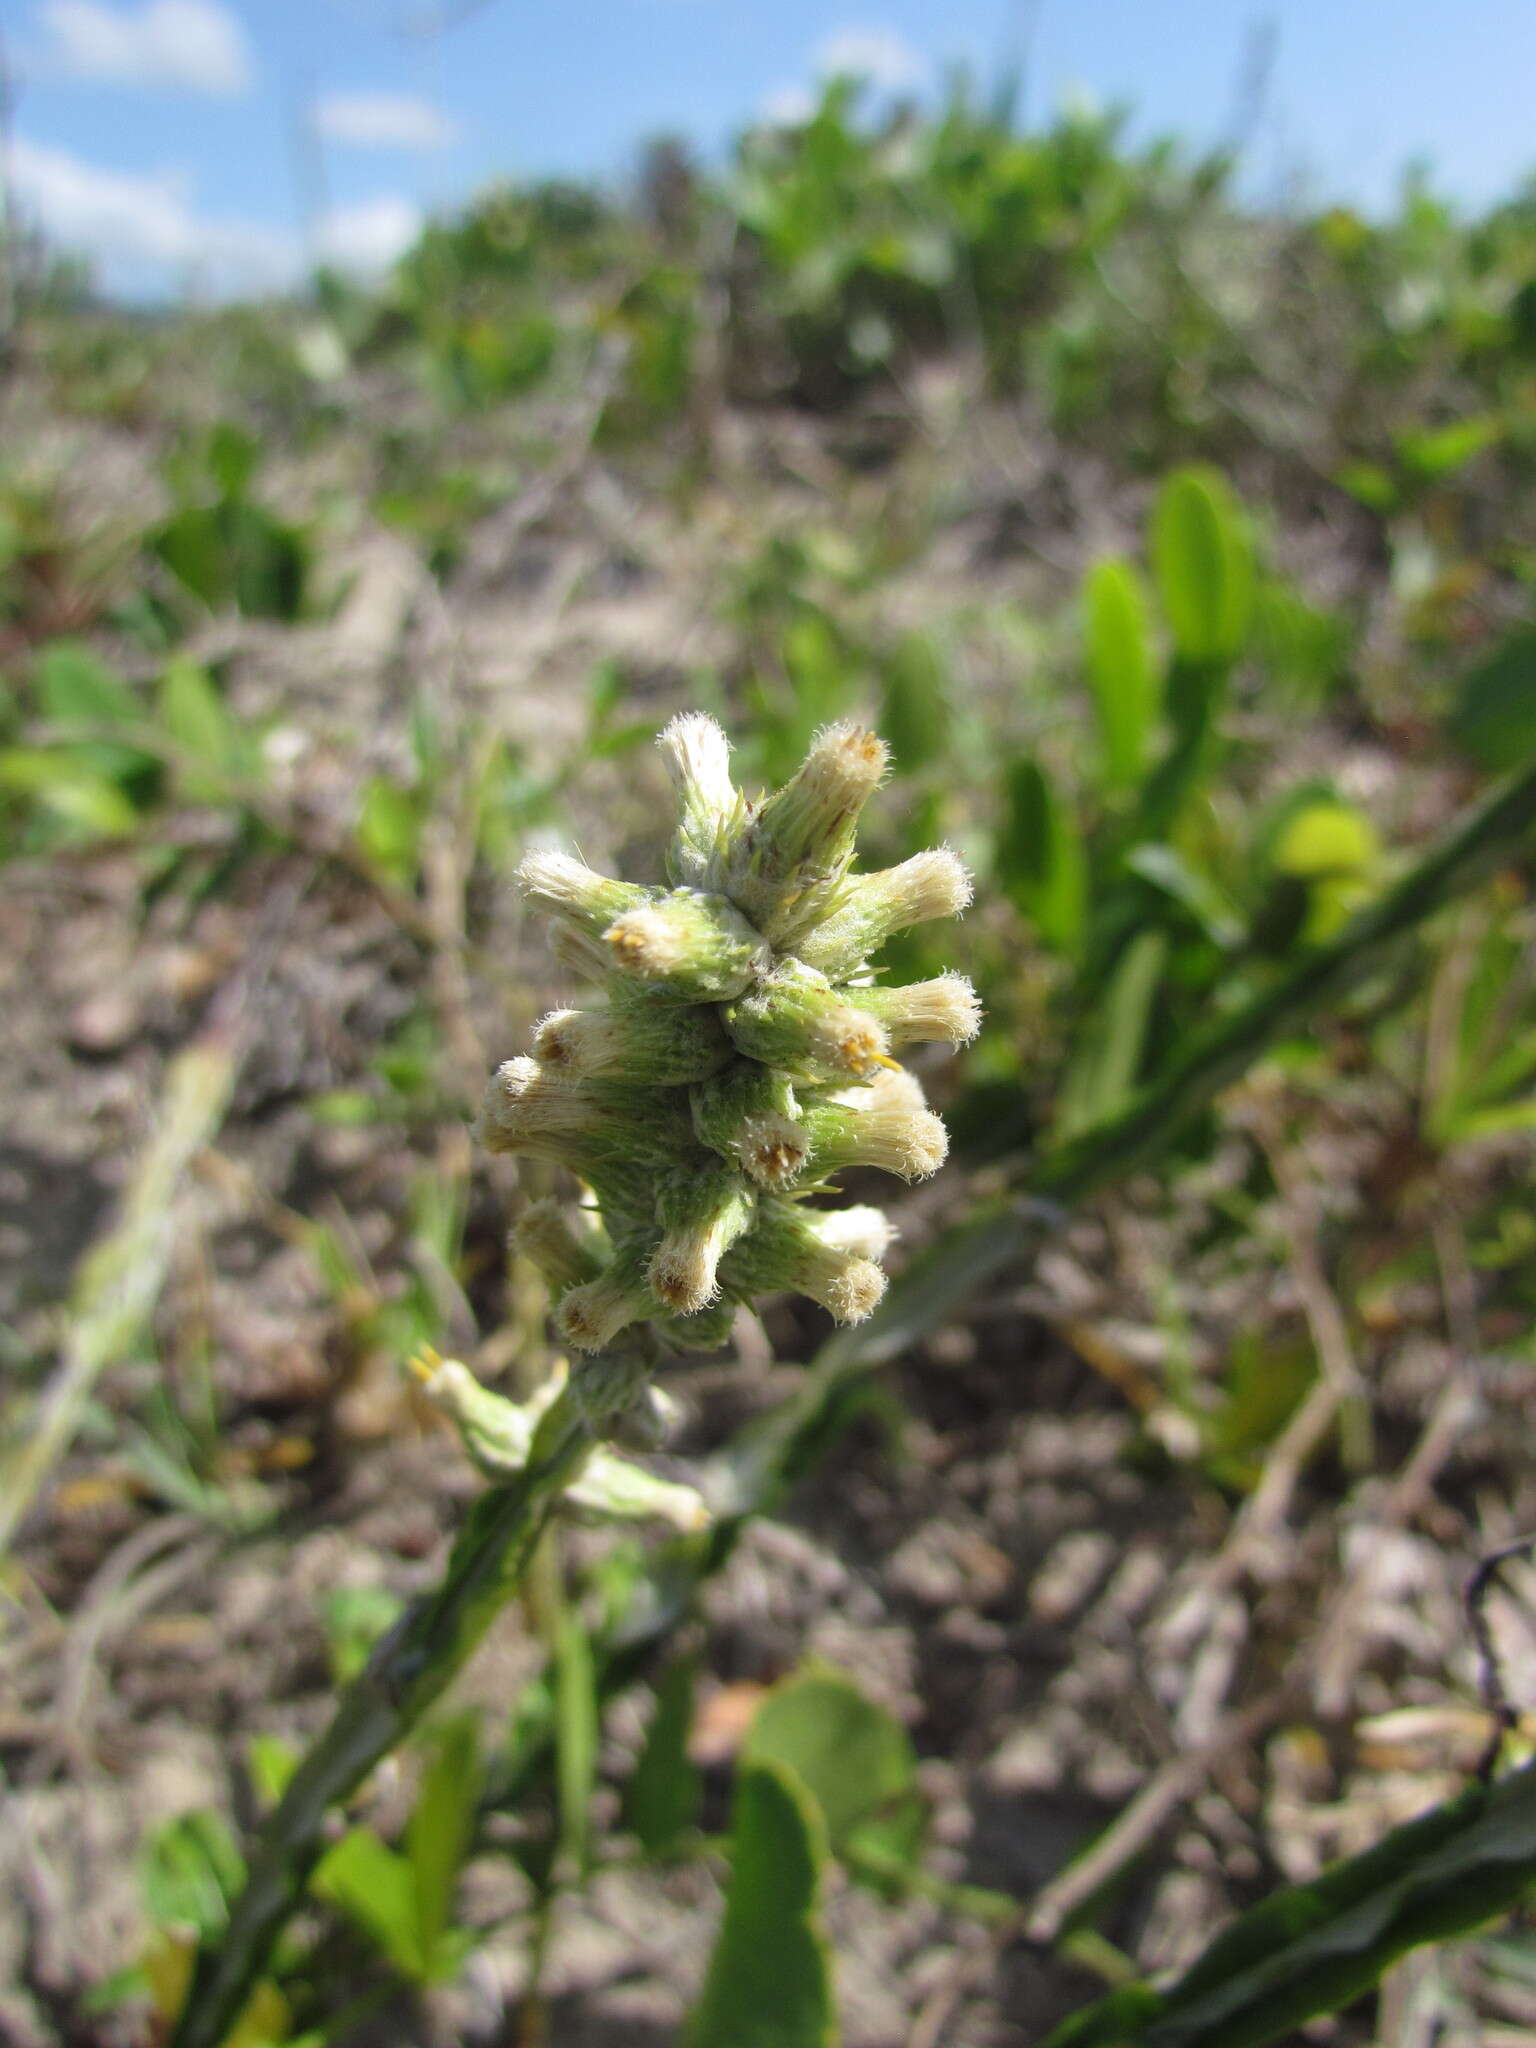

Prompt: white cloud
xmin=39 ymin=0 xmax=254 ymax=96
xmin=316 ymin=196 xmax=422 ymax=272
xmin=760 ymin=24 xmax=928 ymax=128
xmin=813 ymin=27 xmax=926 ymax=92
xmin=759 ymin=83 xmax=816 ymax=129
xmin=12 ymin=136 xmax=292 ymax=293
xmin=315 ymin=91 xmax=458 ymax=152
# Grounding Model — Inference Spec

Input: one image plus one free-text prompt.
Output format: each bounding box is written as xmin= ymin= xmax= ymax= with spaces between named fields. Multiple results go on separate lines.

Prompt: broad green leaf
xmin=159 ymin=659 xmax=248 ymax=788
xmin=312 ymin=1828 xmax=425 ymax=1982
xmin=1043 ymin=1759 xmax=1536 ymax=2048
xmin=407 ymin=1715 xmax=481 ymax=1968
xmin=685 ymin=1760 xmax=836 ymax=2048
xmin=1268 ymin=800 xmax=1381 ymax=941
xmin=1151 ymin=468 xmax=1254 ymax=666
xmin=743 ymin=1666 xmax=924 ymax=1879
xmin=555 ymin=1604 xmax=598 ymax=1879
xmin=35 ymin=642 xmax=142 ymax=729
xmin=1270 ymin=800 xmax=1380 ymax=879
xmin=1449 ymin=629 xmax=1536 ymax=769
xmin=0 ymin=747 xmax=143 ymax=837
xmin=996 ymin=757 xmax=1088 ymax=955
xmin=1083 ymin=557 xmax=1157 ymax=788
xmin=622 ymin=1653 xmax=703 ymax=1858
xmin=152 ymin=506 xmax=233 ymax=611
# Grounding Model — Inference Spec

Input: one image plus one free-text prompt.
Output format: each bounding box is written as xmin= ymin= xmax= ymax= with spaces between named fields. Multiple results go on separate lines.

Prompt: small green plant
xmin=147 ymin=424 xmax=313 ymax=621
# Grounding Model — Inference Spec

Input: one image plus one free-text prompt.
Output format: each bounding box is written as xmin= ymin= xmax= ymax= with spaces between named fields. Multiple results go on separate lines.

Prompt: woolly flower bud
xmin=648 ymin=1164 xmax=756 ymax=1314
xmin=476 ymin=1059 xmax=693 ymax=1188
xmin=558 ymin=1238 xmax=656 ymax=1353
xmin=512 ymin=1197 xmax=607 ymax=1294
xmin=727 ymin=722 xmax=890 ymax=936
xmin=692 ymin=1062 xmax=810 ymax=1188
xmin=720 ymin=1200 xmax=888 ymax=1325
xmin=811 ymin=1203 xmax=897 ymax=1262
xmin=658 ymin=712 xmax=742 ymax=889
xmin=517 ymin=850 xmax=647 ymax=939
xmin=533 ymin=1000 xmax=732 ymax=1086
xmin=604 ymin=890 xmax=770 ymax=1001
xmin=725 ymin=960 xmax=892 ymax=1084
xmin=843 ymin=973 xmax=982 ymax=1049
xmin=796 ymin=849 xmax=973 ymax=980
xmin=801 ymin=1065 xmax=949 ymax=1183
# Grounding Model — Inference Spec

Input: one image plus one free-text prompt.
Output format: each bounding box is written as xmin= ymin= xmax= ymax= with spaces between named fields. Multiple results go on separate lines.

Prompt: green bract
xmin=478 ymin=716 xmax=977 ymax=1352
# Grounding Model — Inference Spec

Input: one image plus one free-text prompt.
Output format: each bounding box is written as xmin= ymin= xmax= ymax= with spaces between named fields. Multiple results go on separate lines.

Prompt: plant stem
xmin=167 ymin=1346 xmax=649 ymax=2048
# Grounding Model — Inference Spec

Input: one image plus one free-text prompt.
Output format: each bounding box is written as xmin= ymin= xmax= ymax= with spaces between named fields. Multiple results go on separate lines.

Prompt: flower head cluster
xmin=477 ymin=715 xmax=978 ymax=1353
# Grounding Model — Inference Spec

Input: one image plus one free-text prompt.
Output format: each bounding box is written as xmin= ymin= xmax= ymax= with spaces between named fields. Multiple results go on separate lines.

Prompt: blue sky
xmin=5 ymin=0 xmax=1535 ymax=298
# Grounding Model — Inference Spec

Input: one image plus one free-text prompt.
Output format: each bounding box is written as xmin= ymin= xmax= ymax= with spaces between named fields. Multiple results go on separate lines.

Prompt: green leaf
xmin=1269 ymin=801 xmax=1380 ymax=880
xmin=1151 ymin=468 xmax=1254 ymax=666
xmin=997 ymin=756 xmax=1088 ymax=955
xmin=743 ymin=1665 xmax=925 ymax=1879
xmin=622 ymin=1653 xmax=703 ymax=1859
xmin=1123 ymin=844 xmax=1243 ymax=948
xmin=0 ymin=746 xmax=145 ymax=837
xmin=246 ymin=1735 xmax=298 ymax=1812
xmin=1056 ymin=928 xmax=1168 ymax=1140
xmin=152 ymin=506 xmax=234 ymax=611
xmin=220 ymin=1979 xmax=293 ymax=2048
xmin=227 ymin=504 xmax=309 ymax=622
xmin=1083 ymin=558 xmax=1157 ymax=788
xmin=312 ymin=1828 xmax=426 ymax=1983
xmin=407 ymin=1715 xmax=481 ymax=1970
xmin=355 ymin=778 xmax=422 ymax=888
xmin=205 ymin=422 xmax=259 ymax=501
xmin=555 ymin=1604 xmax=598 ymax=1879
xmin=1043 ymin=1759 xmax=1536 ymax=2048
xmin=142 ymin=1811 xmax=246 ymax=1940
xmin=685 ymin=1760 xmax=836 ymax=2048
xmin=321 ymin=1585 xmax=404 ymax=1686
xmin=1449 ymin=629 xmax=1536 ymax=769
xmin=1395 ymin=414 xmax=1501 ymax=482
xmin=35 ymin=642 xmax=142 ymax=729
xmin=159 ymin=659 xmax=248 ymax=789
xmin=879 ymin=633 xmax=951 ymax=771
